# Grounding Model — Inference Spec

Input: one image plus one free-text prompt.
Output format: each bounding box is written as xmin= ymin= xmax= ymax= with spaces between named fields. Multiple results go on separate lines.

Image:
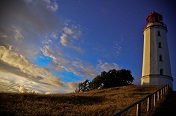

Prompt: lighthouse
xmin=141 ymin=11 xmax=173 ymax=89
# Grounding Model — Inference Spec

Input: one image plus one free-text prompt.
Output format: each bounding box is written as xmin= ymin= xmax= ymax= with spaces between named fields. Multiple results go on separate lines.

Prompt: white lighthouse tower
xmin=141 ymin=11 xmax=173 ymax=89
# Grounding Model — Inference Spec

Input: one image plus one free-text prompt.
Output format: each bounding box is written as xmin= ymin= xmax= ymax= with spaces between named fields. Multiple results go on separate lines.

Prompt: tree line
xmin=76 ymin=69 xmax=134 ymax=92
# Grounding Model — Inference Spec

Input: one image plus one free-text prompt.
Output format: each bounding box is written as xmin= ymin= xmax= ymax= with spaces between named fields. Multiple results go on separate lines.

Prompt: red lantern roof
xmin=144 ymin=11 xmax=167 ymax=32
xmin=146 ymin=11 xmax=163 ymax=23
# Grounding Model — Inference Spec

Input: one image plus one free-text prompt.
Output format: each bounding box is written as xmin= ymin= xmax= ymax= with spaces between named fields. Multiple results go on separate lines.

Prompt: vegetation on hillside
xmin=77 ymin=69 xmax=134 ymax=92
xmin=0 ymin=85 xmax=164 ymax=116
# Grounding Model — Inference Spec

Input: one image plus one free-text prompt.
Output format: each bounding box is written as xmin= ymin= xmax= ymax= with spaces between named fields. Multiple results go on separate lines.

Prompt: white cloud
xmin=41 ymin=45 xmax=56 ymax=60
xmin=63 ymin=27 xmax=74 ymax=35
xmin=51 ymin=32 xmax=59 ymax=39
xmin=45 ymin=92 xmax=52 ymax=94
xmin=79 ymin=64 xmax=98 ymax=78
xmin=46 ymin=0 xmax=58 ymax=12
xmin=97 ymin=60 xmax=119 ymax=72
xmin=42 ymin=39 xmax=52 ymax=44
xmin=60 ymin=33 xmax=69 ymax=46
xmin=0 ymin=0 xmax=122 ymax=93
xmin=0 ymin=46 xmax=30 ymax=73
xmin=40 ymin=45 xmax=120 ymax=80
xmin=67 ymin=82 xmax=79 ymax=90
xmin=25 ymin=0 xmax=58 ymax=12
xmin=0 ymin=71 xmax=74 ymax=94
xmin=60 ymin=25 xmax=84 ymax=53
xmin=41 ymin=45 xmax=67 ymax=71
xmin=19 ymin=86 xmax=28 ymax=93
xmin=0 ymin=45 xmax=121 ymax=94
xmin=0 ymin=46 xmax=65 ymax=87
xmin=14 ymin=26 xmax=24 ymax=41
xmin=41 ymin=45 xmax=97 ymax=79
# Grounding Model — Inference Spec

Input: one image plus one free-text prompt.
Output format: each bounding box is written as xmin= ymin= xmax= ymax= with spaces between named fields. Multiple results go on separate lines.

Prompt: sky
xmin=0 ymin=0 xmax=176 ymax=94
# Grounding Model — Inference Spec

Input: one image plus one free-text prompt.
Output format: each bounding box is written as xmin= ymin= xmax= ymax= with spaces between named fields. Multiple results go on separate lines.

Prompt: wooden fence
xmin=113 ymin=85 xmax=170 ymax=116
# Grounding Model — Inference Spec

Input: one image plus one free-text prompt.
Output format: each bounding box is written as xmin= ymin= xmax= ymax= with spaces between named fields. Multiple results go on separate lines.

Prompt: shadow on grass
xmin=151 ymin=91 xmax=176 ymax=115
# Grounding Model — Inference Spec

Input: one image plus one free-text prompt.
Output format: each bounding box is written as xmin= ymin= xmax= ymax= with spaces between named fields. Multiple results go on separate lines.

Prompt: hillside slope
xmin=151 ymin=91 xmax=176 ymax=115
xmin=0 ymin=85 xmax=164 ymax=116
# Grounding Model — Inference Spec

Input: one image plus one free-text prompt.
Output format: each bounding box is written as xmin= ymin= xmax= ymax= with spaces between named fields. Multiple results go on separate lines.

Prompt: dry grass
xmin=147 ymin=91 xmax=176 ymax=116
xmin=0 ymin=85 xmax=164 ymax=116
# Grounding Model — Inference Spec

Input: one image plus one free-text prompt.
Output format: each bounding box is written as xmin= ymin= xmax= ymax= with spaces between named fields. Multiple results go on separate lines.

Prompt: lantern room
xmin=146 ymin=11 xmax=163 ymax=23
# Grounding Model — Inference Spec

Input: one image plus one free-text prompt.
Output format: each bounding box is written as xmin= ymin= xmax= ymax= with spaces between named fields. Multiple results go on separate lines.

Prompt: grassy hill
xmin=0 ymin=85 xmax=165 ymax=116
xmin=151 ymin=91 xmax=176 ymax=115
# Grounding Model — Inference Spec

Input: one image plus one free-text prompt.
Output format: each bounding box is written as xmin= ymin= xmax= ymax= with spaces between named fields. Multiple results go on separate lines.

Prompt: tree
xmin=76 ymin=69 xmax=134 ymax=92
xmin=118 ymin=69 xmax=134 ymax=85
xmin=91 ymin=69 xmax=134 ymax=89
xmin=77 ymin=79 xmax=90 ymax=92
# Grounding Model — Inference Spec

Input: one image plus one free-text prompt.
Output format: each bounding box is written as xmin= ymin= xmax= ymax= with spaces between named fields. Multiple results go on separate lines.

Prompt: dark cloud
xmin=0 ymin=61 xmax=29 ymax=78
xmin=0 ymin=0 xmax=60 ymax=56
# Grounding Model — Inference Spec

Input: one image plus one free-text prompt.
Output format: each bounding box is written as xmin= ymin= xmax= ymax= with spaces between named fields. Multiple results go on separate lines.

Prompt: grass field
xmin=0 ymin=85 xmax=165 ymax=116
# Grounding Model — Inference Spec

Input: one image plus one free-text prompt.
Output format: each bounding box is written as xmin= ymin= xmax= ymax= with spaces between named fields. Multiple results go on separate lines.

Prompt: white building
xmin=141 ymin=11 xmax=173 ymax=89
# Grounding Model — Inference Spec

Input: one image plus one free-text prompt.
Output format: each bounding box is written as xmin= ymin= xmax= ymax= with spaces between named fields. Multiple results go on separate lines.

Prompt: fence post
xmin=113 ymin=85 xmax=169 ymax=116
xmin=166 ymin=86 xmax=168 ymax=91
xmin=153 ymin=93 xmax=156 ymax=107
xmin=162 ymin=88 xmax=164 ymax=97
xmin=157 ymin=91 xmax=160 ymax=101
xmin=147 ymin=96 xmax=151 ymax=112
xmin=136 ymin=103 xmax=141 ymax=116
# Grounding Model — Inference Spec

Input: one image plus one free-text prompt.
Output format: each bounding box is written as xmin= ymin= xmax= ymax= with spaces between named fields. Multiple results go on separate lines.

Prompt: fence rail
xmin=113 ymin=85 xmax=170 ymax=116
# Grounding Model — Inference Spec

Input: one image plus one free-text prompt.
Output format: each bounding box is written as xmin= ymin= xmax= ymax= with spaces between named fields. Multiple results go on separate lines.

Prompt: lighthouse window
xmin=159 ymin=55 xmax=163 ymax=61
xmin=160 ymin=69 xmax=163 ymax=75
xmin=158 ymin=42 xmax=162 ymax=48
xmin=158 ymin=31 xmax=161 ymax=36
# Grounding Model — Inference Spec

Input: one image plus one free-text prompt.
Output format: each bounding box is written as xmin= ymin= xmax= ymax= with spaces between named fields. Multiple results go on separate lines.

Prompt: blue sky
xmin=0 ymin=0 xmax=176 ymax=93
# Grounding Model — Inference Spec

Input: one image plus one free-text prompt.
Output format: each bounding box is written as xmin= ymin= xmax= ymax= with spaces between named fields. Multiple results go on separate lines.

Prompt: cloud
xmin=0 ymin=46 xmax=74 ymax=93
xmin=114 ymin=34 xmax=124 ymax=54
xmin=0 ymin=46 xmax=50 ymax=78
xmin=51 ymin=32 xmax=59 ymax=39
xmin=14 ymin=26 xmax=24 ymax=41
xmin=60 ymin=26 xmax=84 ymax=53
xmin=67 ymin=82 xmax=79 ymax=90
xmin=40 ymin=45 xmax=120 ymax=80
xmin=0 ymin=0 xmax=60 ymax=58
xmin=0 ymin=0 xmax=122 ymax=93
xmin=0 ymin=0 xmax=59 ymax=35
xmin=45 ymin=92 xmax=52 ymax=94
xmin=97 ymin=60 xmax=119 ymax=72
xmin=41 ymin=45 xmax=56 ymax=60
xmin=64 ymin=27 xmax=74 ymax=35
xmin=0 ymin=71 xmax=73 ymax=94
xmin=41 ymin=45 xmax=67 ymax=71
xmin=0 ymin=0 xmax=87 ymax=94
xmin=60 ymin=34 xmax=69 ymax=46
xmin=71 ymin=46 xmax=84 ymax=54
xmin=0 ymin=45 xmax=120 ymax=94
xmin=41 ymin=45 xmax=97 ymax=79
xmin=19 ymin=86 xmax=28 ymax=93
xmin=44 ymin=0 xmax=59 ymax=11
